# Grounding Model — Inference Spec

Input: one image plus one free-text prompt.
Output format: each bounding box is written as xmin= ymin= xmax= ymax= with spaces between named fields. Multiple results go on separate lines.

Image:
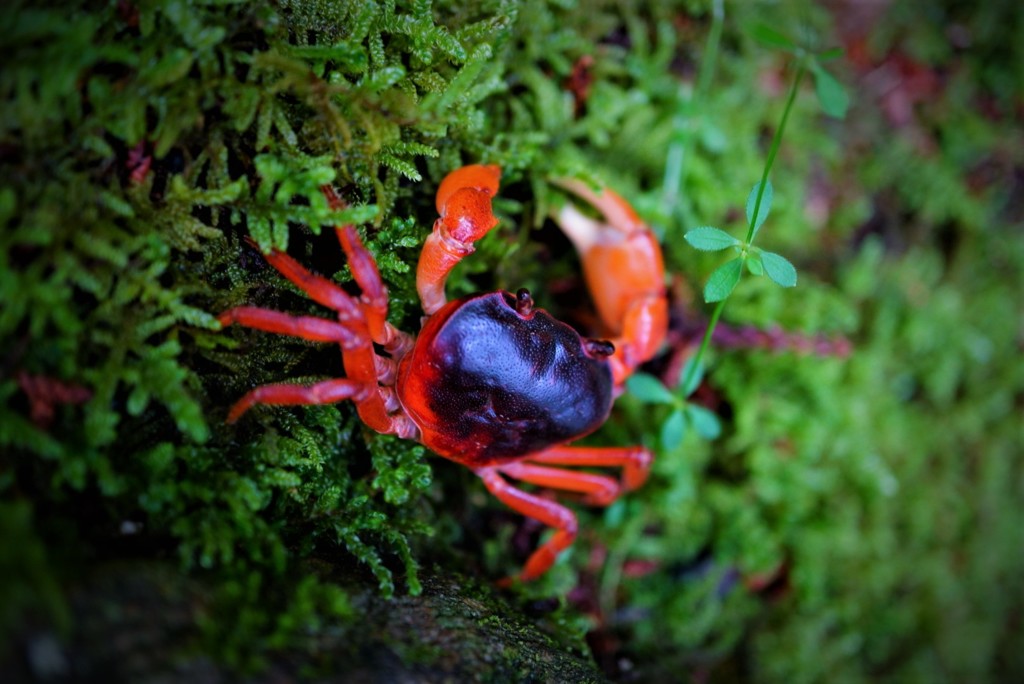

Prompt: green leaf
xmin=142 ymin=47 xmax=194 ymax=88
xmin=162 ymin=0 xmax=225 ymax=51
xmin=627 ymin=373 xmax=677 ymax=405
xmin=746 ymin=181 xmax=773 ymax=239
xmin=810 ymin=61 xmax=849 ymax=119
xmin=679 ymin=357 xmax=704 ymax=396
xmin=685 ymin=226 xmax=740 ymax=252
xmin=704 ymin=258 xmax=743 ymax=303
xmin=746 ymin=254 xmax=764 ymax=276
xmin=686 ymin=404 xmax=722 ymax=440
xmin=360 ymin=66 xmax=407 ymax=93
xmin=661 ymin=409 xmax=687 ymax=450
xmin=97 ymin=190 xmax=135 ymax=218
xmin=750 ymin=24 xmax=798 ymax=52
xmin=378 ymin=153 xmax=421 ymax=181
xmin=761 ymin=251 xmax=798 ymax=287
xmin=287 ymin=41 xmax=368 ymax=73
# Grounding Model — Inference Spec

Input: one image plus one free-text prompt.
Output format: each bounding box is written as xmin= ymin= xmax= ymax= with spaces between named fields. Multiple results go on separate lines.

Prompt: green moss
xmin=1 ymin=0 xmax=1021 ymax=680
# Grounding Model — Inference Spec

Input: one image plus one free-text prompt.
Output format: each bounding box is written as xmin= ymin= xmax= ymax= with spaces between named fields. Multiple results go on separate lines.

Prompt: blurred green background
xmin=2 ymin=0 xmax=1021 ymax=681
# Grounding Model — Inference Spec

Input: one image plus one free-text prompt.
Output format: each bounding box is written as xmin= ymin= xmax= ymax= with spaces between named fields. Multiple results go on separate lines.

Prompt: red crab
xmin=219 ymin=165 xmax=668 ymax=582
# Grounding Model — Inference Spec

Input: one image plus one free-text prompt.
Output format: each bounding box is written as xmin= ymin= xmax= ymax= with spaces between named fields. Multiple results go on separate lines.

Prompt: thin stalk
xmin=745 ymin=60 xmax=806 ymax=244
xmin=683 ymin=59 xmax=806 ymax=397
xmin=682 ymin=298 xmax=726 ymax=396
xmin=696 ymin=0 xmax=725 ymax=98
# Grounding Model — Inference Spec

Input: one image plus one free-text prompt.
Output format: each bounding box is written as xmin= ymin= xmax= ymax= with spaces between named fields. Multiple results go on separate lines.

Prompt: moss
xmin=2 ymin=0 xmax=1022 ymax=681
xmin=7 ymin=561 xmax=604 ymax=681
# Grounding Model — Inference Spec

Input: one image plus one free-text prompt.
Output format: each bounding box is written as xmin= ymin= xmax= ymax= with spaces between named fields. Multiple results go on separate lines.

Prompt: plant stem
xmin=697 ymin=0 xmax=725 ymax=97
xmin=745 ymin=60 xmax=806 ymax=244
xmin=682 ymin=298 xmax=726 ymax=396
xmin=683 ymin=59 xmax=806 ymax=397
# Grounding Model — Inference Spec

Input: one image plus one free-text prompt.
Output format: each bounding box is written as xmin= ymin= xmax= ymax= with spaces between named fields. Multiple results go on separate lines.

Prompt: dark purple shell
xmin=400 ymin=291 xmax=613 ymax=466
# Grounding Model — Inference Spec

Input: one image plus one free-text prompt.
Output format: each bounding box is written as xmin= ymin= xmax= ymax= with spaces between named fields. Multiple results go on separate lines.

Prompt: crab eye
xmin=584 ymin=338 xmax=615 ymax=358
xmin=514 ymin=288 xmax=534 ymax=316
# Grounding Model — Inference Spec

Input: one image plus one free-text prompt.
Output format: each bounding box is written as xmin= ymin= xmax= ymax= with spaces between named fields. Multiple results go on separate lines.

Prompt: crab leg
xmin=479 ymin=443 xmax=653 ymax=580
xmin=553 ymin=179 xmax=668 ymax=390
xmin=225 ymin=378 xmax=368 ymax=424
xmin=321 ymin=186 xmax=412 ymax=356
xmin=217 ymin=307 xmax=361 ymax=345
xmin=252 ymin=243 xmax=361 ymax=318
xmin=220 ymin=191 xmax=420 ymax=438
xmin=416 ymin=164 xmax=502 ymax=315
xmin=526 ymin=444 xmax=653 ymax=492
xmin=498 ymin=461 xmax=621 ymax=506
xmin=248 ymin=243 xmax=408 ymax=384
xmin=477 ymin=467 xmax=579 ymax=582
xmin=220 ymin=299 xmax=416 ymax=438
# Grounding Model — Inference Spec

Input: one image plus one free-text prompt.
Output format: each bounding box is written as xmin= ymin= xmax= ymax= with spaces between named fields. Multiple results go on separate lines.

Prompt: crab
xmin=219 ymin=165 xmax=668 ymax=582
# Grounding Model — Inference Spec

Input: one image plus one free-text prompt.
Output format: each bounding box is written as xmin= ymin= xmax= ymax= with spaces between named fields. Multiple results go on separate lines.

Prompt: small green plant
xmin=629 ymin=19 xmax=849 ymax=450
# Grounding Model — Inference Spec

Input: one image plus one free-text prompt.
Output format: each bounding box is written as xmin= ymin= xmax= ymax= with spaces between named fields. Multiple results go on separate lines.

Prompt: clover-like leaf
xmin=679 ymin=357 xmax=705 ymax=396
xmin=661 ymin=408 xmax=687 ymax=451
xmin=761 ymin=251 xmax=798 ymax=287
xmin=810 ymin=61 xmax=849 ymax=119
xmin=704 ymin=258 xmax=743 ymax=303
xmin=746 ymin=180 xmax=773 ymax=239
xmin=746 ymin=254 xmax=764 ymax=276
xmin=685 ymin=226 xmax=740 ymax=252
xmin=686 ymin=404 xmax=722 ymax=440
xmin=627 ymin=373 xmax=677 ymax=405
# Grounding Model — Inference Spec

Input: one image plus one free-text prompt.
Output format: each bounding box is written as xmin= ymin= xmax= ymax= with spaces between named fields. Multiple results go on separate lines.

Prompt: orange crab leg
xmin=221 ymin=189 xmax=419 ymax=439
xmin=251 ymin=239 xmax=413 ymax=360
xmin=252 ymin=241 xmax=361 ymax=318
xmin=479 ymin=443 xmax=654 ymax=581
xmin=322 ymin=186 xmax=410 ymax=355
xmin=416 ymin=164 xmax=502 ymax=315
xmin=226 ymin=378 xmax=369 ymax=424
xmin=498 ymin=461 xmax=621 ymax=506
xmin=477 ymin=467 xmax=579 ymax=582
xmin=315 ymin=188 xmax=416 ymax=435
xmin=217 ymin=307 xmax=361 ymax=346
xmin=526 ymin=444 xmax=653 ymax=492
xmin=553 ymin=178 xmax=668 ymax=389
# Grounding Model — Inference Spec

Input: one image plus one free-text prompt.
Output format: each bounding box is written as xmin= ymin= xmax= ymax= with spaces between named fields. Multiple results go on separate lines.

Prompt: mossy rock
xmin=6 ymin=561 xmax=605 ymax=683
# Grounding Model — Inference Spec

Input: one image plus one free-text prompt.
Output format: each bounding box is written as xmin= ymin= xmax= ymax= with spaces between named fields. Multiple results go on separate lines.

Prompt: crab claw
xmin=553 ymin=178 xmax=668 ymax=388
xmin=417 ymin=164 xmax=503 ymax=315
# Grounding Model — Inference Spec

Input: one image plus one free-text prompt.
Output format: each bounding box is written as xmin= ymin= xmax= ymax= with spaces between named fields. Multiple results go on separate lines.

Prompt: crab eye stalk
xmin=515 ymin=288 xmax=534 ymax=316
xmin=584 ymin=338 xmax=615 ymax=358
